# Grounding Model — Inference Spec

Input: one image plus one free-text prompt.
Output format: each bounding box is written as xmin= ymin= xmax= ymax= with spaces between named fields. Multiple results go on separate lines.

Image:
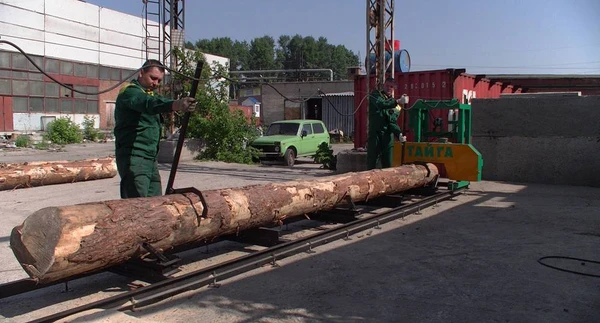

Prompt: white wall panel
xmin=13 ymin=113 xmax=100 ymax=131
xmin=99 ymin=8 xmax=144 ymax=37
xmin=0 ymin=4 xmax=44 ymax=30
xmin=0 ymin=35 xmax=44 ymax=55
xmin=0 ymin=0 xmax=44 ymax=13
xmin=0 ymin=21 xmax=45 ymax=42
xmin=99 ymin=51 xmax=144 ymax=70
xmin=45 ymin=15 xmax=99 ymax=42
xmin=45 ymin=42 xmax=98 ymax=64
xmin=99 ymin=45 xmax=142 ymax=62
xmin=45 ymin=0 xmax=99 ymax=27
xmin=13 ymin=113 xmax=45 ymax=131
xmin=45 ymin=32 xmax=99 ymax=52
xmin=99 ymin=29 xmax=142 ymax=50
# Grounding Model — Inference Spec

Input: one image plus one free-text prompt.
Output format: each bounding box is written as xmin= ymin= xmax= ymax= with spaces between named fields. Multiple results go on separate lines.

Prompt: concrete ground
xmin=0 ymin=143 xmax=599 ymax=323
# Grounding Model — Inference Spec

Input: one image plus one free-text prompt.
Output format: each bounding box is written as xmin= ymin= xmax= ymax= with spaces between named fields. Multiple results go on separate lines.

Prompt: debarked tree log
xmin=10 ymin=163 xmax=438 ymax=283
xmin=0 ymin=157 xmax=117 ymax=191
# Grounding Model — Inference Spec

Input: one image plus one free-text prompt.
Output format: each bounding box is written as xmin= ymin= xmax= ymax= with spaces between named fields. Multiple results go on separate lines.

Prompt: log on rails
xmin=10 ymin=163 xmax=438 ymax=284
xmin=0 ymin=157 xmax=117 ymax=191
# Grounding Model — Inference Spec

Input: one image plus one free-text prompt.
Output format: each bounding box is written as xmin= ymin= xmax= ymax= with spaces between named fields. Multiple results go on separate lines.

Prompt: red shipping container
xmin=353 ymin=69 xmax=520 ymax=148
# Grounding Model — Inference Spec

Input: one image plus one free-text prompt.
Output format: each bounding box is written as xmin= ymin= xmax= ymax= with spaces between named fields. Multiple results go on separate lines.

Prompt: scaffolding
xmin=142 ymin=0 xmax=185 ymax=98
xmin=366 ymin=0 xmax=394 ymax=92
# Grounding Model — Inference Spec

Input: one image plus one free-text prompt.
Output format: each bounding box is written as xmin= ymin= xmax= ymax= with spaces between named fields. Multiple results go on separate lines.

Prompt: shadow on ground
xmin=2 ymin=182 xmax=599 ymax=322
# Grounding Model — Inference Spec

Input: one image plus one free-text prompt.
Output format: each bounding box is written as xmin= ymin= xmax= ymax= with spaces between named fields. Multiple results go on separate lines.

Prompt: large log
xmin=0 ymin=157 xmax=117 ymax=191
xmin=10 ymin=163 xmax=438 ymax=283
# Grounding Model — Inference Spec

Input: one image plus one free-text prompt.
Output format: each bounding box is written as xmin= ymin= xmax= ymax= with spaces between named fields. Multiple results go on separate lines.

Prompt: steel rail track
xmin=24 ymin=188 xmax=461 ymax=323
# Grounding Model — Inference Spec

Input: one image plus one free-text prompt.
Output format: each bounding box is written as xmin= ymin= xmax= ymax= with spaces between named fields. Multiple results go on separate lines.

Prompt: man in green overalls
xmin=114 ymin=59 xmax=197 ymax=198
xmin=367 ymin=78 xmax=403 ymax=170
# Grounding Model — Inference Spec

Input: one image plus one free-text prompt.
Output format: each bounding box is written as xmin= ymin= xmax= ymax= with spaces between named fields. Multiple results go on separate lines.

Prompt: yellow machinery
xmin=392 ymin=99 xmax=483 ymax=190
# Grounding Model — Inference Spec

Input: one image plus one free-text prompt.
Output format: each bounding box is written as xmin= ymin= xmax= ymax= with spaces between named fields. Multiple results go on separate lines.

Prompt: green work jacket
xmin=368 ymin=90 xmax=402 ymax=136
xmin=114 ymin=79 xmax=174 ymax=159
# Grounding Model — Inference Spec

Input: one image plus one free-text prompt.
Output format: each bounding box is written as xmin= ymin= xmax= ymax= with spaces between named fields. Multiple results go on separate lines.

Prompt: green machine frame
xmin=404 ymin=99 xmax=482 ymax=191
xmin=409 ymin=99 xmax=472 ymax=144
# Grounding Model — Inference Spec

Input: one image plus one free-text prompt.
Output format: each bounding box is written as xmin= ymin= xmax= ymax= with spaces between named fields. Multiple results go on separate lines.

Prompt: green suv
xmin=251 ymin=119 xmax=330 ymax=166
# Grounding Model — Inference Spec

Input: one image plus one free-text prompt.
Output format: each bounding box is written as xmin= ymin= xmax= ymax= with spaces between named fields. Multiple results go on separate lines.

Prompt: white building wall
xmin=0 ymin=0 xmax=230 ymax=132
xmin=13 ymin=113 xmax=100 ymax=131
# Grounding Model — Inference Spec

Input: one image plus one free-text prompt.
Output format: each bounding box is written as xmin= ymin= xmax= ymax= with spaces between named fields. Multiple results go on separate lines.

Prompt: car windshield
xmin=266 ymin=123 xmax=300 ymax=136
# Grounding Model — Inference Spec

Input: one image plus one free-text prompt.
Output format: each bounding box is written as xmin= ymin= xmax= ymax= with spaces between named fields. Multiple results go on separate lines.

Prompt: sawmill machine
xmin=392 ymin=99 xmax=483 ymax=191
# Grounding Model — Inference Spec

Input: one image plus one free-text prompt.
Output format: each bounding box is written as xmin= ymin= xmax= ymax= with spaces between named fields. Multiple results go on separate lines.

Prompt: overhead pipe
xmin=230 ymin=69 xmax=334 ymax=81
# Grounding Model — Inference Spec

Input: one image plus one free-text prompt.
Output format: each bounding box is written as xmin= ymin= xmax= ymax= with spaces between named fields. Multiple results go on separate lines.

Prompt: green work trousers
xmin=367 ymin=132 xmax=394 ymax=170
xmin=116 ymin=155 xmax=162 ymax=198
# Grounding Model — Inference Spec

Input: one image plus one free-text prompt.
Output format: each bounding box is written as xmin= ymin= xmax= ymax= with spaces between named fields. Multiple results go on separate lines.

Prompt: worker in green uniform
xmin=114 ymin=59 xmax=197 ymax=199
xmin=367 ymin=78 xmax=403 ymax=170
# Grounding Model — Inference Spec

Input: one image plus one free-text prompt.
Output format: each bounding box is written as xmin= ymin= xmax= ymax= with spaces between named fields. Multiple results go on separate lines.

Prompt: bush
xmin=15 ymin=135 xmax=31 ymax=148
xmin=34 ymin=140 xmax=50 ymax=150
xmin=82 ymin=116 xmax=100 ymax=141
xmin=43 ymin=117 xmax=83 ymax=145
xmin=314 ymin=142 xmax=337 ymax=170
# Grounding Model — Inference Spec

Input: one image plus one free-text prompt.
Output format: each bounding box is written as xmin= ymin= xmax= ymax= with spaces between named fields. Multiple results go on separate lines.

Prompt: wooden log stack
xmin=10 ymin=163 xmax=438 ymax=284
xmin=0 ymin=157 xmax=117 ymax=191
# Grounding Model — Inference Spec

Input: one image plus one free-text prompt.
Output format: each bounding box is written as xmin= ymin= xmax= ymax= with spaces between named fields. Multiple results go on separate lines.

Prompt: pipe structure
xmin=230 ymin=69 xmax=334 ymax=82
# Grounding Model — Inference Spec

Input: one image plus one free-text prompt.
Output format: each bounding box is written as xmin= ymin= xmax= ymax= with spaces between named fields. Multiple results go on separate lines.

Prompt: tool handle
xmin=165 ymin=61 xmax=204 ymax=195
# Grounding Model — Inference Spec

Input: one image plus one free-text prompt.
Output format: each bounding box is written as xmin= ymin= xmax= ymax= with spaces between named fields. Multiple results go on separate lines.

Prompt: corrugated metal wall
xmin=322 ymin=94 xmax=354 ymax=137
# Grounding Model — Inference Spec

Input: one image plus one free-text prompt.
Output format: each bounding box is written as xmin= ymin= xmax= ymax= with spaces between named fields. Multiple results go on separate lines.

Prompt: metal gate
xmin=105 ymin=102 xmax=115 ymax=128
xmin=0 ymin=96 xmax=14 ymax=132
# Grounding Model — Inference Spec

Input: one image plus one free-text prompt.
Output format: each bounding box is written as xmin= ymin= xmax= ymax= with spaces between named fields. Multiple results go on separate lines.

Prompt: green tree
xmin=191 ymin=34 xmax=359 ymax=81
xmin=248 ymin=35 xmax=278 ymax=70
xmin=172 ymin=48 xmax=260 ymax=164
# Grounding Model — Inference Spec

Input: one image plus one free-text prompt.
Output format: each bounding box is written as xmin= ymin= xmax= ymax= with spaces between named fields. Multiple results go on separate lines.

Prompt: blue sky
xmin=86 ymin=0 xmax=600 ymax=75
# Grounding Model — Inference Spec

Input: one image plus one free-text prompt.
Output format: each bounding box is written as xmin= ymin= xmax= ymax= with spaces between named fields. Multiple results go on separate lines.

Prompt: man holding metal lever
xmin=367 ymin=78 xmax=405 ymax=170
xmin=114 ymin=59 xmax=197 ymax=198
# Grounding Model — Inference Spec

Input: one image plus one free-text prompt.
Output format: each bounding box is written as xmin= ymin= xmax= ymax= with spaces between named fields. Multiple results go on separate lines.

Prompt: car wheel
xmin=284 ymin=148 xmax=295 ymax=167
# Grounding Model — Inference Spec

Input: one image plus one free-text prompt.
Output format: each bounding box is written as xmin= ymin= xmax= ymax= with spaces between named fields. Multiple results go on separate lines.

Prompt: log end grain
xmin=10 ymin=207 xmax=62 ymax=281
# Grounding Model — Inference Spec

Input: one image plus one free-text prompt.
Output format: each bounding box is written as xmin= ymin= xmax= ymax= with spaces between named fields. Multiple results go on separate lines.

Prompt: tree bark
xmin=10 ymin=163 xmax=438 ymax=283
xmin=0 ymin=157 xmax=117 ymax=191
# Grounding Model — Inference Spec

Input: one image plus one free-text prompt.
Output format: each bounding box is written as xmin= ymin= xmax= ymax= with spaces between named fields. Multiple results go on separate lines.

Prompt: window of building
xmin=60 ymin=84 xmax=74 ymax=98
xmin=0 ymin=52 xmax=10 ymax=68
xmin=28 ymin=72 xmax=43 ymax=81
xmin=0 ymin=69 xmax=10 ymax=78
xmin=99 ymin=66 xmax=111 ymax=80
xmin=87 ymin=65 xmax=98 ymax=78
xmin=86 ymin=86 xmax=98 ymax=100
xmin=30 ymin=97 xmax=44 ymax=112
xmin=12 ymin=80 xmax=28 ymax=96
xmin=12 ymin=71 xmax=28 ymax=79
xmin=45 ymin=98 xmax=60 ymax=112
xmin=13 ymin=97 xmax=28 ymax=113
xmin=74 ymin=100 xmax=87 ymax=114
xmin=12 ymin=53 xmax=28 ymax=70
xmin=60 ymin=99 xmax=73 ymax=114
xmin=74 ymin=63 xmax=87 ymax=77
xmin=46 ymin=83 xmax=60 ymax=97
xmin=28 ymin=56 xmax=43 ymax=72
xmin=74 ymin=85 xmax=87 ymax=99
xmin=87 ymin=100 xmax=99 ymax=114
xmin=45 ymin=59 xmax=59 ymax=74
xmin=30 ymin=81 xmax=44 ymax=96
xmin=60 ymin=61 xmax=73 ymax=75
xmin=110 ymin=68 xmax=121 ymax=81
xmin=0 ymin=79 xmax=10 ymax=95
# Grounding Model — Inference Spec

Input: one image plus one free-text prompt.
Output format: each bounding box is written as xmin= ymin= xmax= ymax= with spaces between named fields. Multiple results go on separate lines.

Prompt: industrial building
xmin=0 ymin=0 xmax=228 ymax=133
